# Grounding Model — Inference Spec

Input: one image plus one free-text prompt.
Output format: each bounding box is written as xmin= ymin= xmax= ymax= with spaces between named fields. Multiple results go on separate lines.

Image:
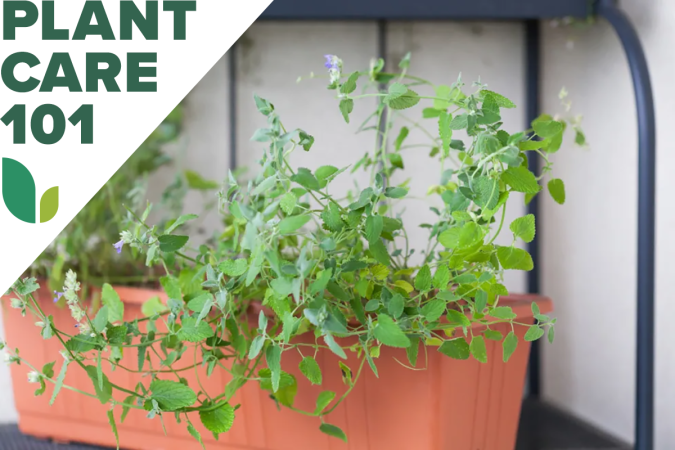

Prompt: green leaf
xmin=340 ymin=71 xmax=359 ymax=94
xmin=316 ymin=165 xmax=339 ymax=188
xmin=406 ymin=337 xmax=420 ymax=367
xmin=319 ymin=423 xmax=347 ymax=443
xmin=501 ymin=167 xmax=541 ymax=194
xmin=473 ymin=176 xmax=499 ymax=210
xmin=200 ymin=403 xmax=235 ymax=437
xmin=42 ymin=361 xmax=55 ymax=379
xmin=438 ymin=228 xmax=460 ymax=249
xmin=185 ymin=170 xmax=219 ymax=190
xmin=248 ymin=335 xmax=264 ymax=359
xmin=548 ymin=178 xmax=566 ymax=205
xmin=510 ymin=214 xmax=536 ymax=243
xmin=299 ymin=356 xmax=322 ymax=385
xmin=102 ymin=284 xmax=124 ymax=323
xmin=39 ymin=186 xmax=59 ymax=223
xmin=166 ymin=214 xmax=198 ymax=234
xmin=387 ymin=88 xmax=420 ymax=110
xmin=187 ymin=293 xmax=213 ymax=313
xmin=533 ymin=120 xmax=563 ymax=138
xmin=439 ymin=111 xmax=452 ymax=155
xmin=439 ymin=338 xmax=470 ymax=360
xmin=266 ymin=345 xmax=282 ymax=392
xmin=446 ymin=310 xmax=471 ymax=328
xmin=160 ymin=275 xmax=182 ymax=299
xmin=49 ymin=361 xmax=68 ymax=406
xmin=470 ymin=336 xmax=488 ymax=363
xmin=85 ymin=366 xmax=112 ymax=404
xmin=107 ymin=410 xmax=119 ymax=450
xmin=369 ymin=239 xmax=390 ymax=265
xmin=278 ymin=215 xmax=311 ymax=234
xmin=218 ymin=259 xmax=248 ymax=277
xmin=150 ymin=379 xmax=197 ymax=411
xmin=339 ymin=99 xmax=354 ymax=123
xmin=141 ymin=296 xmax=167 ymax=317
xmin=548 ymin=326 xmax=555 ymax=344
xmin=386 ymin=82 xmax=407 ymax=101
xmin=434 ymin=85 xmax=451 ymax=110
xmin=484 ymin=329 xmax=503 ymax=341
xmin=388 ymin=153 xmax=404 ymax=169
xmin=251 ymin=175 xmax=277 ymax=196
xmin=503 ymin=331 xmax=518 ymax=362
xmin=92 ymin=306 xmax=109 ymax=334
xmin=524 ymin=325 xmax=545 ymax=342
xmin=324 ymin=334 xmax=347 ymax=359
xmin=291 ymin=168 xmax=321 ymax=191
xmin=394 ymin=127 xmax=409 ymax=151
xmin=177 ymin=317 xmax=214 ymax=342
xmin=384 ymin=187 xmax=408 ymax=199
xmin=497 ymin=246 xmax=534 ymax=271
xmin=321 ymin=202 xmax=343 ymax=232
xmin=388 ymin=294 xmax=405 ymax=319
xmin=253 ymin=94 xmax=274 ymax=115
xmin=421 ymin=299 xmax=446 ymax=322
xmin=373 ymin=314 xmax=410 ymax=348
xmin=2 ymin=158 xmax=36 ymax=223
xmin=187 ymin=424 xmax=205 ymax=450
xmin=280 ymin=192 xmax=297 ymax=214
xmin=414 ymin=265 xmax=432 ymax=292
xmin=490 ymin=306 xmax=517 ymax=320
xmin=106 ymin=325 xmax=128 ymax=346
xmin=432 ymin=265 xmax=450 ymax=290
xmin=315 ymin=391 xmax=336 ymax=414
xmin=365 ymin=215 xmax=383 ymax=244
xmin=158 ymin=235 xmax=189 ymax=253
xmin=480 ymin=90 xmax=515 ymax=108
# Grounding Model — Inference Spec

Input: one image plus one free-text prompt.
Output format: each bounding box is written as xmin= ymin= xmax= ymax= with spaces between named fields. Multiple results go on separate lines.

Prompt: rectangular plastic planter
xmin=2 ymin=285 xmax=550 ymax=450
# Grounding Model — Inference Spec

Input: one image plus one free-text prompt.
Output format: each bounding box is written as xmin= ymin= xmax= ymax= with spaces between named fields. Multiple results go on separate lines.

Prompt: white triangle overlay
xmin=0 ymin=0 xmax=273 ymax=292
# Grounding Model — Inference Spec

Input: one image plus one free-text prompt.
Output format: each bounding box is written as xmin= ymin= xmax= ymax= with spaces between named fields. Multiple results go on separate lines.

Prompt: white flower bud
xmin=27 ymin=371 xmax=40 ymax=384
xmin=10 ymin=298 xmax=24 ymax=309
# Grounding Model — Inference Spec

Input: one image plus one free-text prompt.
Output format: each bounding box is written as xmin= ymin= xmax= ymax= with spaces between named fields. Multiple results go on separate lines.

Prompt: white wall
xmin=540 ymin=0 xmax=673 ymax=447
xmin=2 ymin=4 xmax=672 ymax=447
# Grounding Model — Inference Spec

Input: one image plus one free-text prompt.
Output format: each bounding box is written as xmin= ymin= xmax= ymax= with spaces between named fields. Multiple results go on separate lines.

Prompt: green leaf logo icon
xmin=2 ymin=158 xmax=59 ymax=224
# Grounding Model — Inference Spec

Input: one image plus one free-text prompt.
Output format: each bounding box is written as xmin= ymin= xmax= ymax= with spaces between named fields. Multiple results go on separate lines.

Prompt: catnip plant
xmin=4 ymin=54 xmax=577 ymax=446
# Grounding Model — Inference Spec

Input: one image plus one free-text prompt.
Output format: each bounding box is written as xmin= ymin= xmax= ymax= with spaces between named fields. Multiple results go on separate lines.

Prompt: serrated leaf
xmin=394 ymin=127 xmax=409 ymax=151
xmin=280 ymin=192 xmax=297 ymax=214
xmin=374 ymin=314 xmax=410 ymax=348
xmin=388 ymin=294 xmax=405 ymax=319
xmin=321 ymin=202 xmax=343 ymax=232
xmin=299 ymin=356 xmax=322 ymax=385
xmin=340 ymin=71 xmax=359 ymax=94
xmin=291 ymin=167 xmax=320 ymax=191
xmin=316 ymin=165 xmax=339 ymax=188
xmin=490 ymin=306 xmax=517 ymax=320
xmin=324 ymin=334 xmax=347 ymax=359
xmin=421 ymin=299 xmax=446 ymax=322
xmin=497 ymin=246 xmax=534 ymax=271
xmin=150 ymin=379 xmax=197 ymax=411
xmin=510 ymin=214 xmax=536 ymax=243
xmin=177 ymin=317 xmax=214 ymax=342
xmin=503 ymin=331 xmax=518 ymax=362
xmin=407 ymin=337 xmax=420 ymax=367
xmin=446 ymin=310 xmax=471 ymax=328
xmin=501 ymin=167 xmax=540 ymax=194
xmin=548 ymin=178 xmax=566 ymax=205
xmin=388 ymin=88 xmax=420 ymax=110
xmin=254 ymin=94 xmax=274 ymax=116
xmin=533 ymin=120 xmax=563 ymax=138
xmin=414 ymin=265 xmax=432 ymax=292
xmin=218 ymin=259 xmax=248 ymax=277
xmin=320 ymin=423 xmax=347 ymax=442
xmin=107 ymin=410 xmax=119 ymax=450
xmin=432 ymin=265 xmax=450 ymax=290
xmin=49 ymin=360 xmax=68 ymax=406
xmin=473 ymin=176 xmax=499 ymax=210
xmin=85 ymin=366 xmax=112 ymax=404
xmin=369 ymin=239 xmax=390 ymax=265
xmin=102 ymin=284 xmax=124 ymax=323
xmin=470 ymin=336 xmax=488 ymax=363
xmin=166 ymin=214 xmax=198 ymax=234
xmin=480 ymin=90 xmax=515 ymax=108
xmin=266 ymin=345 xmax=282 ymax=392
xmin=142 ymin=296 xmax=167 ymax=317
xmin=438 ymin=338 xmax=470 ymax=360
xmin=92 ymin=306 xmax=109 ymax=334
xmin=158 ymin=235 xmax=189 ymax=253
xmin=199 ymin=402 xmax=235 ymax=437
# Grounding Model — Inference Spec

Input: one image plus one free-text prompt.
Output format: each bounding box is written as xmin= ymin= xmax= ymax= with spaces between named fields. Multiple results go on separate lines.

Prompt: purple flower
xmin=324 ymin=54 xmax=338 ymax=70
xmin=53 ymin=291 xmax=64 ymax=303
xmin=113 ymin=240 xmax=124 ymax=254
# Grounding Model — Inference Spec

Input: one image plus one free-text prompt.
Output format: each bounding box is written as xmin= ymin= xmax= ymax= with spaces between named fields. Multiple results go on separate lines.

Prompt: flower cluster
xmin=63 ymin=270 xmax=85 ymax=323
xmin=324 ymin=54 xmax=342 ymax=85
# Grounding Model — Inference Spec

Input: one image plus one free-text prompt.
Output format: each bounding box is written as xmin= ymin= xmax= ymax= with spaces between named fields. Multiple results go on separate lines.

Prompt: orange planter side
xmin=2 ymin=286 xmax=551 ymax=450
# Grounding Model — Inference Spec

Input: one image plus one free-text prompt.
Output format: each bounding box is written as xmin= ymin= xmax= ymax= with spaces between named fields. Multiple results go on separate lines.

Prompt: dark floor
xmin=0 ymin=399 xmax=630 ymax=450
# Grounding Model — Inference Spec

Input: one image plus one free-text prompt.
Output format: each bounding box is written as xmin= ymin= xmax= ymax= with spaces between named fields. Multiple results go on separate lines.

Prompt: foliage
xmin=5 ymin=54 xmax=580 ymax=445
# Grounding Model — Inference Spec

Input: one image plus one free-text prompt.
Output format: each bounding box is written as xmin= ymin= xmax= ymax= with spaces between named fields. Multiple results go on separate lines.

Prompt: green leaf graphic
xmin=3 ymin=158 xmax=36 ymax=223
xmin=40 ymin=186 xmax=59 ymax=223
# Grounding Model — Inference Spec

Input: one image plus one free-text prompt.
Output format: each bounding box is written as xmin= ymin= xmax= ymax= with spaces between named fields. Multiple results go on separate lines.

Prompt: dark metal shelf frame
xmin=229 ymin=0 xmax=656 ymax=447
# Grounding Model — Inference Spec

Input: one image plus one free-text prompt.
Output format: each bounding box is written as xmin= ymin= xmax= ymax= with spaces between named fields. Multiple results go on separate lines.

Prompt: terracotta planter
xmin=2 ymin=285 xmax=551 ymax=450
